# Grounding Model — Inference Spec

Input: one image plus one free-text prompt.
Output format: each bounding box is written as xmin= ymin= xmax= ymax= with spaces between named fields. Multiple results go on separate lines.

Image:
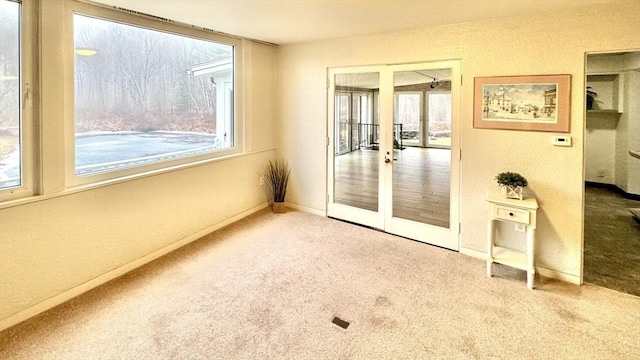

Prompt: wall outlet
xmin=259 ymin=176 xmax=264 ymax=186
xmin=597 ymin=170 xmax=605 ymax=178
xmin=515 ymin=223 xmax=526 ymax=232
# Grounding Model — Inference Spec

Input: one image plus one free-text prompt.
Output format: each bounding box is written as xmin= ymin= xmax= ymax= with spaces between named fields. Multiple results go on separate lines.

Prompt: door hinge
xmin=460 ymin=74 xmax=463 ymax=86
xmin=327 ymin=136 xmax=330 ymax=147
xmin=459 ymin=148 xmax=462 ymax=160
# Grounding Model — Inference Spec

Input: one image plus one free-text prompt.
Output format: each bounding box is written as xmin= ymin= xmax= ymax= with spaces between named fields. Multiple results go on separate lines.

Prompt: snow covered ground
xmin=0 ymin=132 xmax=221 ymax=188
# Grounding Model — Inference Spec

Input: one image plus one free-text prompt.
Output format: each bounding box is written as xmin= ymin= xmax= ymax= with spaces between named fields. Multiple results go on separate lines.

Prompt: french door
xmin=327 ymin=61 xmax=461 ymax=250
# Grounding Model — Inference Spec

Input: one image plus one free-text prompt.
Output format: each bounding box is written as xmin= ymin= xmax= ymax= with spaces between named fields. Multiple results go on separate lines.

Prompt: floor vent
xmin=332 ymin=317 xmax=350 ymax=329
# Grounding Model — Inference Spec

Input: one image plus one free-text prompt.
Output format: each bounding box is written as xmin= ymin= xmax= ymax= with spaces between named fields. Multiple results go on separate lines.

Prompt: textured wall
xmin=276 ymin=0 xmax=640 ymax=281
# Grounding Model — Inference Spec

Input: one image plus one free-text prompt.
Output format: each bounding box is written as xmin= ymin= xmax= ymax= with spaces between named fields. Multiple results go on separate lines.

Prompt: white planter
xmin=500 ymin=185 xmax=524 ymax=200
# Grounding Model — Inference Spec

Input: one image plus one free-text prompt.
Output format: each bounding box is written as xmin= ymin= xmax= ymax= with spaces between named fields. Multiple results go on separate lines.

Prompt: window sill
xmin=0 ymin=147 xmax=274 ymax=210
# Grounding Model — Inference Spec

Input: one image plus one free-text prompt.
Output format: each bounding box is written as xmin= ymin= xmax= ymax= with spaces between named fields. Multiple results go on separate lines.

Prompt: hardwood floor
xmin=334 ymin=147 xmax=450 ymax=228
xmin=584 ymin=185 xmax=640 ymax=296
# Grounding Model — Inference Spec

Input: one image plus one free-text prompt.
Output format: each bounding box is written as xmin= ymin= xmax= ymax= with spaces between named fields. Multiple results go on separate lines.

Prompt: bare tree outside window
xmin=0 ymin=0 xmax=20 ymax=189
xmin=73 ymin=14 xmax=234 ymax=176
xmin=428 ymin=93 xmax=452 ymax=147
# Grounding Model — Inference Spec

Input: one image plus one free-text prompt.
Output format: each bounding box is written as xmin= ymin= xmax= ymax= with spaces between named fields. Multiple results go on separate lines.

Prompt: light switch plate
xmin=552 ymin=136 xmax=572 ymax=147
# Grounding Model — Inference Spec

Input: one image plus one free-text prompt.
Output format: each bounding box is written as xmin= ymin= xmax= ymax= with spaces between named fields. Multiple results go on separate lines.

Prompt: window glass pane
xmin=335 ymin=93 xmax=349 ymax=154
xmin=74 ymin=14 xmax=234 ymax=176
xmin=0 ymin=0 xmax=21 ymax=189
xmin=396 ymin=93 xmax=421 ymax=147
xmin=428 ymin=93 xmax=451 ymax=147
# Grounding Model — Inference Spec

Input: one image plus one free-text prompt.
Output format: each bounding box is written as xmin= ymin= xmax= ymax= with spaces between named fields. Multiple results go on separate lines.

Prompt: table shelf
xmin=486 ymin=190 xmax=539 ymax=289
xmin=492 ymin=246 xmax=528 ymax=271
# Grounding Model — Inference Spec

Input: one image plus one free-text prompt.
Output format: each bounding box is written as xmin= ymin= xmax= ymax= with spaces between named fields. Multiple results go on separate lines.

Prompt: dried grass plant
xmin=266 ymin=159 xmax=291 ymax=202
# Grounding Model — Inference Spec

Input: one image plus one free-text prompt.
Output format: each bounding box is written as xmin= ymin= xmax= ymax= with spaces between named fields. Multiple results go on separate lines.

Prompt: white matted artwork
xmin=474 ymin=74 xmax=571 ymax=132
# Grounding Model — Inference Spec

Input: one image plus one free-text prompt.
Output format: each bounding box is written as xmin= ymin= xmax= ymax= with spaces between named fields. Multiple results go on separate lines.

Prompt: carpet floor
xmin=1 ymin=209 xmax=639 ymax=359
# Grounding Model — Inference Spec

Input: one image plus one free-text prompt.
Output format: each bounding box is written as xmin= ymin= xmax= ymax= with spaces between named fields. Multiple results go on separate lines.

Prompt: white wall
xmin=621 ymin=70 xmax=640 ymax=194
xmin=585 ymin=111 xmax=618 ymax=184
xmin=276 ymin=0 xmax=640 ymax=283
xmin=0 ymin=29 xmax=277 ymax=331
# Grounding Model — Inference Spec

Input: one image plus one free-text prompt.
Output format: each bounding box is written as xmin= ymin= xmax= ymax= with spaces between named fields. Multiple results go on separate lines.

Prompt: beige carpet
xmin=1 ymin=209 xmax=639 ymax=359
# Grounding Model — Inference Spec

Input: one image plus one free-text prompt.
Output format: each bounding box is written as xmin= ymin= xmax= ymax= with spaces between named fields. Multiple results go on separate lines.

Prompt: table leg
xmin=487 ymin=219 xmax=495 ymax=277
xmin=526 ymin=227 xmax=536 ymax=289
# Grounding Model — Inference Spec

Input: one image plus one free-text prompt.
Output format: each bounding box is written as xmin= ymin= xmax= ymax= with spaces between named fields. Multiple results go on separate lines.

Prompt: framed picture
xmin=474 ymin=74 xmax=571 ymax=132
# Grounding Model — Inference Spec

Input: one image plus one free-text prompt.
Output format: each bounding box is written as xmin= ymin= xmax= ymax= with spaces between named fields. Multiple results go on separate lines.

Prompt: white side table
xmin=486 ymin=189 xmax=539 ymax=289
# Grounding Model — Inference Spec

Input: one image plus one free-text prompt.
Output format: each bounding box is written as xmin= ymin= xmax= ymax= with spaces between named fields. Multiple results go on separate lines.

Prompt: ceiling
xmin=91 ymin=0 xmax=620 ymax=45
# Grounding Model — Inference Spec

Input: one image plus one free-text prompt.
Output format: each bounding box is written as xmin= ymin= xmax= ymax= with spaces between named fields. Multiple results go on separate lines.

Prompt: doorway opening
xmin=583 ymin=50 xmax=640 ymax=296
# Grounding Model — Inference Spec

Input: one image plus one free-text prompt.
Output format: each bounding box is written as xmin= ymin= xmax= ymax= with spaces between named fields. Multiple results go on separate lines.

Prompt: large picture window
xmin=73 ymin=13 xmax=236 ymax=177
xmin=0 ymin=0 xmax=21 ymax=190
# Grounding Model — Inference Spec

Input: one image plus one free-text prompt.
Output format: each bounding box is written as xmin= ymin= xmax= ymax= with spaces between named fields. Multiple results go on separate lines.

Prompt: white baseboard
xmin=459 ymin=246 xmax=581 ymax=285
xmin=286 ymin=202 xmax=325 ymax=217
xmin=459 ymin=246 xmax=487 ymax=260
xmin=536 ymin=266 xmax=581 ymax=285
xmin=0 ymin=202 xmax=269 ymax=332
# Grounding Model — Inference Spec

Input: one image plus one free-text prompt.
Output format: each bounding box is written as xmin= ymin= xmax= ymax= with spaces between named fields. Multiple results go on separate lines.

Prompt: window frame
xmin=0 ymin=0 xmax=36 ymax=202
xmin=64 ymin=1 xmax=244 ymax=188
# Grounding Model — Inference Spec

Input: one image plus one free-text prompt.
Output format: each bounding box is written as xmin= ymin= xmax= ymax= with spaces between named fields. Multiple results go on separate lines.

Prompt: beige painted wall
xmin=0 ymin=31 xmax=277 ymax=330
xmin=276 ymin=1 xmax=640 ymax=281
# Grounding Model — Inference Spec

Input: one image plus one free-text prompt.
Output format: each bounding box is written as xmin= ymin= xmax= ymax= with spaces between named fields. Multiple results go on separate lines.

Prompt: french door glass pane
xmin=333 ymin=73 xmax=379 ymax=211
xmin=392 ymin=70 xmax=450 ymax=228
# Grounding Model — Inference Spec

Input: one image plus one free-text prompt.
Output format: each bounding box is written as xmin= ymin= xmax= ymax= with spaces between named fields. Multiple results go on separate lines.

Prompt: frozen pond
xmin=0 ymin=132 xmax=220 ymax=187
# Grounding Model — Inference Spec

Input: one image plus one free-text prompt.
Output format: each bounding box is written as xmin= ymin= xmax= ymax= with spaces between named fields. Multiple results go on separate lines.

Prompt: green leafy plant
xmin=495 ymin=172 xmax=528 ymax=187
xmin=265 ymin=159 xmax=291 ymax=202
xmin=586 ymin=87 xmax=597 ymax=110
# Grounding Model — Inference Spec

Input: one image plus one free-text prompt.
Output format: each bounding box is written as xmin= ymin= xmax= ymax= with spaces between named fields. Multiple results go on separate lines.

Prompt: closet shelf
xmin=587 ymin=109 xmax=622 ymax=114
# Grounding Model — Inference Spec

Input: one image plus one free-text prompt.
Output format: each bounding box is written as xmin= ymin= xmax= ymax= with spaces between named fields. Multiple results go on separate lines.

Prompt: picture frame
xmin=473 ymin=74 xmax=571 ymax=132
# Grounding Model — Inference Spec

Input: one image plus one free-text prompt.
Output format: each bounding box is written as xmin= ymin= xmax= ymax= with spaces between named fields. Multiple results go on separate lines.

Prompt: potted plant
xmin=495 ymin=171 xmax=528 ymax=200
xmin=586 ymin=87 xmax=597 ymax=110
xmin=265 ymin=159 xmax=291 ymax=213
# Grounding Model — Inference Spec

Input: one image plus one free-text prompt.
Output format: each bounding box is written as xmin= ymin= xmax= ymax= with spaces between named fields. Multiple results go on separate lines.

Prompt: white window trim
xmin=0 ymin=0 xmax=37 ymax=202
xmin=61 ymin=0 xmax=244 ymax=188
xmin=1 ymin=0 xmax=249 ymax=203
